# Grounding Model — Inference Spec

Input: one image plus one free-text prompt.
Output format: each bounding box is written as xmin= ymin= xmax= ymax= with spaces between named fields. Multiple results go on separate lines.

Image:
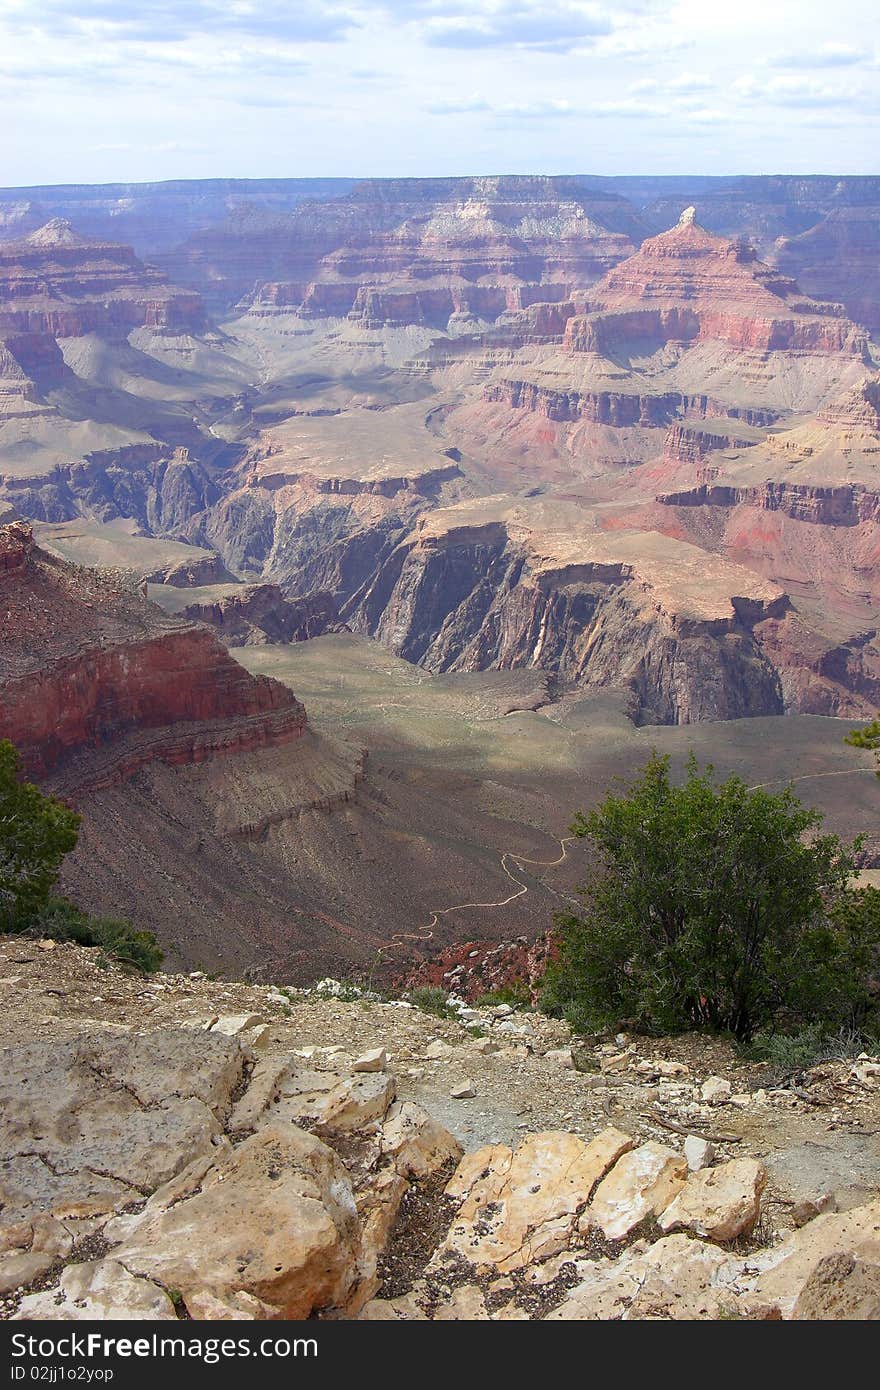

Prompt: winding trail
xmin=747 ymin=768 xmax=878 ymax=791
xmin=388 ymin=834 xmax=579 ymax=954
xmin=388 ymin=765 xmax=879 ymax=959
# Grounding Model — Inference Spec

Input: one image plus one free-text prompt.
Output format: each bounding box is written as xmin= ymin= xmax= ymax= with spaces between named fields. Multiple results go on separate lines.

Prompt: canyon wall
xmin=0 ymin=523 xmax=306 ymax=778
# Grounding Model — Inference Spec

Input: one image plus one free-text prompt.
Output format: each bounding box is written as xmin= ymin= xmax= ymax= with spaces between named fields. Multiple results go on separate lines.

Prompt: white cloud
xmin=0 ymin=0 xmax=877 ymax=181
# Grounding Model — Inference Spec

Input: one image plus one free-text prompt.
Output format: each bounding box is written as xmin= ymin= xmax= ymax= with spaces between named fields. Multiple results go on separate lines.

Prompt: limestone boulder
xmin=15 ymin=1260 xmax=177 ymax=1320
xmin=659 ymin=1158 xmax=767 ymax=1241
xmin=259 ymin=1064 xmax=396 ymax=1134
xmin=438 ymin=1127 xmax=634 ymax=1274
xmin=792 ymin=1252 xmax=880 ymax=1320
xmin=587 ymin=1142 xmax=687 ymax=1241
xmin=113 ymin=1124 xmax=362 ymax=1319
xmin=0 ymin=1031 xmax=246 ymax=1223
xmin=547 ymin=1235 xmax=738 ymax=1321
xmin=380 ymin=1100 xmax=463 ymax=1179
xmin=737 ymin=1199 xmax=880 ymax=1317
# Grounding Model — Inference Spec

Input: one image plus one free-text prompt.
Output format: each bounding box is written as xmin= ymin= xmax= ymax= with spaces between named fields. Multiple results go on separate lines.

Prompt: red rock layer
xmin=563 ymin=216 xmax=867 ymax=357
xmin=0 ymin=220 xmax=203 ymax=336
xmin=200 ymin=177 xmax=645 ymax=321
xmin=0 ymin=524 xmax=306 ymax=777
xmin=398 ymin=933 xmax=558 ymax=1005
xmin=658 ymin=480 xmax=880 ymax=526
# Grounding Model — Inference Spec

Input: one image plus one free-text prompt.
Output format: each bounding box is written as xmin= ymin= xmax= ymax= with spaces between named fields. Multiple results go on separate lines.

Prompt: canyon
xmin=0 ymin=174 xmax=879 ymax=975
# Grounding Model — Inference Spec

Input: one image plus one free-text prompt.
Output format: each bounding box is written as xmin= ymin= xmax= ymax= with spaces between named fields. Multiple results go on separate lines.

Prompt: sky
xmin=1 ymin=0 xmax=878 ymax=185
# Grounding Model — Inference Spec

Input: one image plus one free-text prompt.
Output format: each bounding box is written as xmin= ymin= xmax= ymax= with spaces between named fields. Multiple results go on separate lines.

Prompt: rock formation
xmin=0 ymin=522 xmax=305 ymax=777
xmin=1 ymin=943 xmax=877 ymax=1321
xmin=0 ymin=220 xmax=204 ymax=336
xmin=178 ymin=176 xmax=646 ymax=319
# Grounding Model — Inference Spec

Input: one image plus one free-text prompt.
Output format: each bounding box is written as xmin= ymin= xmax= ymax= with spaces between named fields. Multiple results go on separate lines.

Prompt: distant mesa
xmin=24 ymin=217 xmax=87 ymax=249
xmin=0 ymin=219 xmax=205 ymax=337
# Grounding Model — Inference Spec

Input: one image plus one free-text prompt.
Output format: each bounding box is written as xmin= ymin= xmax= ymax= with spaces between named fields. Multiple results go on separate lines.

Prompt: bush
xmin=541 ymin=753 xmax=877 ymax=1043
xmin=0 ymin=740 xmax=80 ymax=920
xmin=6 ymin=897 xmax=163 ymax=973
xmin=406 ymin=986 xmax=454 ymax=1018
xmin=844 ymin=720 xmax=880 ymax=774
xmin=474 ymin=983 xmax=530 ymax=1008
xmin=0 ymin=741 xmax=162 ymax=973
xmin=750 ymin=1021 xmax=878 ymax=1075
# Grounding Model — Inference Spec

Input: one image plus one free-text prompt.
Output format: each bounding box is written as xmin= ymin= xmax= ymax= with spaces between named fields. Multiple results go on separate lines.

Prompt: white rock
xmin=588 ymin=1142 xmax=687 ymax=1240
xmin=209 ymin=1013 xmax=263 ymax=1037
xmin=425 ymin=1039 xmax=453 ymax=1060
xmin=684 ymin=1136 xmax=716 ymax=1172
xmin=600 ymin=1051 xmax=631 ymax=1073
xmin=353 ymin=1048 xmax=387 ymax=1073
xmin=701 ymin=1076 xmax=732 ymax=1104
xmin=659 ymin=1158 xmax=767 ymax=1241
xmin=16 ymin=1260 xmax=177 ymax=1321
xmin=450 ymin=1080 xmax=477 ymax=1099
xmin=545 ymin=1049 xmax=574 ymax=1069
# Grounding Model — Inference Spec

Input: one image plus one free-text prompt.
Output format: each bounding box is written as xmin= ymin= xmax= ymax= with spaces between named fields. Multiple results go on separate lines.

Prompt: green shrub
xmin=541 ymin=753 xmax=876 ymax=1043
xmin=0 ymin=740 xmax=162 ymax=973
xmin=474 ymin=983 xmax=530 ymax=1009
xmin=750 ymin=1021 xmax=878 ymax=1074
xmin=405 ymin=986 xmax=454 ymax=1019
xmin=0 ymin=740 xmax=80 ymax=919
xmin=8 ymin=897 xmax=163 ymax=973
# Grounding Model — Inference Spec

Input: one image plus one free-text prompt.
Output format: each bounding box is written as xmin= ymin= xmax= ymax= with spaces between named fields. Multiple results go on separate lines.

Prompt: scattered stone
xmin=545 ymin=1049 xmax=574 ymax=1069
xmin=353 ymin=1047 xmax=387 ymax=1073
xmin=450 ymin=1080 xmax=476 ymax=1099
xmin=600 ymin=1051 xmax=631 ymax=1073
xmin=570 ymin=1044 xmax=600 ymax=1073
xmin=209 ymin=1013 xmax=263 ymax=1037
xmin=791 ymin=1193 xmax=836 ymax=1228
xmin=684 ymin=1136 xmax=716 ymax=1172
xmin=701 ymin=1076 xmax=732 ymax=1105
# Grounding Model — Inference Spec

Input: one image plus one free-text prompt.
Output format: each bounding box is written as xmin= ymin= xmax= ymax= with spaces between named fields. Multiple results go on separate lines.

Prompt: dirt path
xmin=388 ymin=835 xmax=578 ymax=953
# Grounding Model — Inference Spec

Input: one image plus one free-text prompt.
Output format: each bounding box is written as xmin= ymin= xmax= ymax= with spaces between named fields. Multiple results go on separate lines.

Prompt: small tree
xmin=542 ymin=753 xmax=873 ymax=1042
xmin=845 ymin=720 xmax=880 ymax=774
xmin=0 ymin=740 xmax=80 ymax=923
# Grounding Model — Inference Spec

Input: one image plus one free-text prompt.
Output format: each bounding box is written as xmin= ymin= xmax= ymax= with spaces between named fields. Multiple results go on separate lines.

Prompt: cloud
xmin=0 ymin=0 xmax=360 ymax=44
xmin=426 ymin=94 xmax=576 ymax=118
xmin=767 ymin=42 xmax=870 ymax=69
xmin=732 ymin=72 xmax=870 ymax=109
xmin=418 ymin=3 xmax=614 ymax=53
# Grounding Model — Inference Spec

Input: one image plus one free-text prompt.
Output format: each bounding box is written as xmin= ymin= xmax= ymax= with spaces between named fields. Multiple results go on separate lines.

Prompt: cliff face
xmin=346 ymin=517 xmax=786 ymax=725
xmin=659 ymin=480 xmax=880 ymax=527
xmin=771 ymin=207 xmax=880 ymax=333
xmin=167 ymin=583 xmax=343 ymax=647
xmin=0 ymin=220 xmax=204 ymax=337
xmin=0 ymin=523 xmax=306 ymax=778
xmin=178 ymin=177 xmax=644 ymax=320
xmin=562 ymin=214 xmax=867 ymax=358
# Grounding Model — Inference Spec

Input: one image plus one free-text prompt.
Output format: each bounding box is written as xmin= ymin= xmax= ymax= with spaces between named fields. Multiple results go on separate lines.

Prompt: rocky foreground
xmin=0 ymin=939 xmax=878 ymax=1321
